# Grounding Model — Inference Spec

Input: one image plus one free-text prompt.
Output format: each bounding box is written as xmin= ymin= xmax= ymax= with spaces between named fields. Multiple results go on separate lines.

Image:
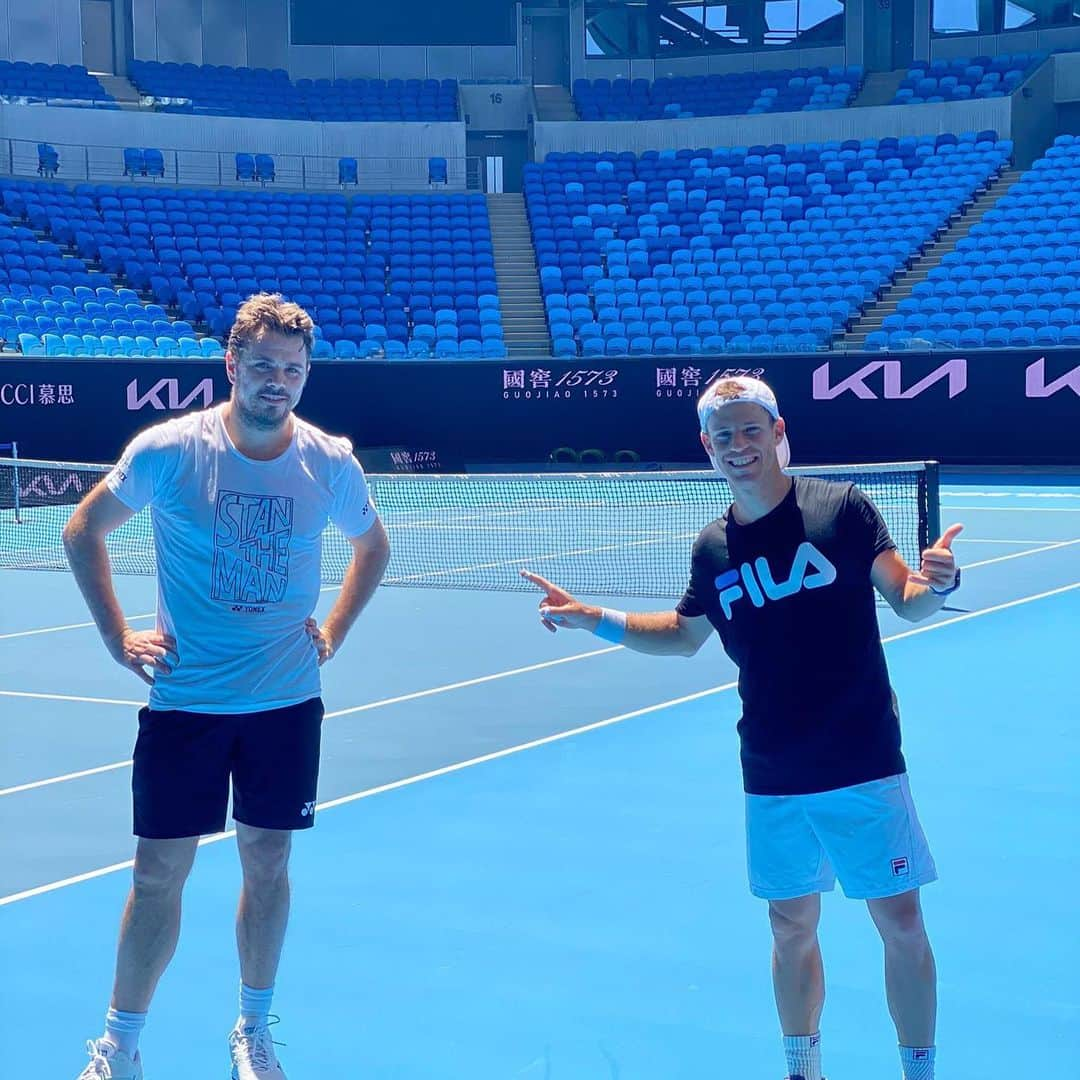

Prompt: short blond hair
xmin=227 ymin=293 xmax=315 ymax=360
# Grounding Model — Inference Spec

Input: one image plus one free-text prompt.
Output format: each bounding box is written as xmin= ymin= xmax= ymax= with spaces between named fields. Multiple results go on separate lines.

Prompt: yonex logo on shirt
xmin=713 ymin=542 xmax=837 ymax=620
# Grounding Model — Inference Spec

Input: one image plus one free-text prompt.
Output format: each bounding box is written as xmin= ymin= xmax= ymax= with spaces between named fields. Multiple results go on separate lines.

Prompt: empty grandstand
xmin=128 ymin=61 xmax=460 ymax=121
xmin=528 ymin=134 xmax=1010 ymax=356
xmin=0 ymin=179 xmax=504 ymax=359
xmin=572 ymin=67 xmax=864 ymax=120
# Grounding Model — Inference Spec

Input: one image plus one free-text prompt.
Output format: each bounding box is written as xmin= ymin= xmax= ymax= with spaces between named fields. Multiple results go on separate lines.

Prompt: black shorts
xmin=132 ymin=697 xmax=324 ymax=839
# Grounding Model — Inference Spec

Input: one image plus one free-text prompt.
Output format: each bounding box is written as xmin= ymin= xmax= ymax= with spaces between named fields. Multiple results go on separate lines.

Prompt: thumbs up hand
xmin=909 ymin=523 xmax=963 ymax=593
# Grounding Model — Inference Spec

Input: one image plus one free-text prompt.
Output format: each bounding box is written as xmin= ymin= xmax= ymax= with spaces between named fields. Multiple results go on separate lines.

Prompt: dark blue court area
xmin=1 ymin=472 xmax=1077 ymax=1078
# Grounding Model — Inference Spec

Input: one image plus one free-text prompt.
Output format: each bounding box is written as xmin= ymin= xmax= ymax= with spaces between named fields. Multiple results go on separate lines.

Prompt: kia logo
xmin=126 ymin=377 xmax=216 ymax=411
xmin=812 ymin=359 xmax=967 ymax=400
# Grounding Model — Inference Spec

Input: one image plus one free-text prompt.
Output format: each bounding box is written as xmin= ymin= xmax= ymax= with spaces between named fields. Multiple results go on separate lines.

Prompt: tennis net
xmin=0 ymin=458 xmax=938 ymax=598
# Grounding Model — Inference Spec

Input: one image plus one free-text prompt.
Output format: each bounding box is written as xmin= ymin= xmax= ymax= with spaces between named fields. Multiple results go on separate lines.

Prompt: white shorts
xmin=745 ymin=773 xmax=937 ymax=901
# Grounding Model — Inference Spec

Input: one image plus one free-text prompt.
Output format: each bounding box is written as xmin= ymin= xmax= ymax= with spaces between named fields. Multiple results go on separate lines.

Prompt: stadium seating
xmin=123 ymin=148 xmax=145 ymax=177
xmin=338 ymin=157 xmax=359 ymax=185
xmin=0 ymin=178 xmax=504 ymax=360
xmin=527 ymin=134 xmax=1011 ymax=356
xmin=873 ymin=133 xmax=1080 ymax=350
xmin=124 ymin=147 xmax=166 ymax=178
xmin=0 ymin=61 xmax=115 ymax=106
xmin=37 ymin=144 xmax=59 ymax=179
xmin=128 ymin=61 xmax=458 ymax=122
xmin=572 ymin=67 xmax=864 ymax=120
xmin=891 ymin=51 xmax=1046 ymax=104
xmin=428 ymin=157 xmax=448 ymax=186
xmin=144 ymin=148 xmax=166 ymax=178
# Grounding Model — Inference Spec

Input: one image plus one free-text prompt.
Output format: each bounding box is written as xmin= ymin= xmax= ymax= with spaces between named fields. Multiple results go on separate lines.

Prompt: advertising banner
xmin=0 ymin=351 xmax=1076 ymax=467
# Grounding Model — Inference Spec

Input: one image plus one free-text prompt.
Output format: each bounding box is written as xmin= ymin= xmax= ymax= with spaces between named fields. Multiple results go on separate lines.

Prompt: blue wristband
xmin=593 ymin=608 xmax=627 ymax=644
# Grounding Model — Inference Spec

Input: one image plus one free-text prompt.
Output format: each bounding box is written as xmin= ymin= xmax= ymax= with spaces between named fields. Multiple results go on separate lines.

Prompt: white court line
xmin=963 ymin=538 xmax=1080 ymax=569
xmin=942 ymin=491 xmax=1080 ymax=499
xmin=0 ymin=645 xmax=621 ymax=797
xmin=0 ymin=613 xmax=155 ymax=642
xmin=2 ymin=579 xmax=1078 ymax=908
xmin=942 ymin=505 xmax=1080 ymax=513
xmin=323 ymin=646 xmax=622 ymax=720
xmin=0 ymin=761 xmax=134 ymax=797
xmin=883 ymin=581 xmax=1080 ymax=642
xmin=955 ymin=538 xmax=1070 ymax=545
xmin=1 ymin=536 xmax=1075 ymax=713
xmin=0 ymin=690 xmax=144 ymax=707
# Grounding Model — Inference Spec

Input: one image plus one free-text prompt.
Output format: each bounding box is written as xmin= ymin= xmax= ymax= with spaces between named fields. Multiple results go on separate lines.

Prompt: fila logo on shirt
xmin=714 ymin=542 xmax=837 ymax=620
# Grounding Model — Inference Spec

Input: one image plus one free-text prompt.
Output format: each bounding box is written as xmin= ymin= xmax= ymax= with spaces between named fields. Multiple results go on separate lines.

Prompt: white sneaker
xmin=75 ymin=1039 xmax=143 ymax=1080
xmin=229 ymin=1022 xmax=287 ymax=1080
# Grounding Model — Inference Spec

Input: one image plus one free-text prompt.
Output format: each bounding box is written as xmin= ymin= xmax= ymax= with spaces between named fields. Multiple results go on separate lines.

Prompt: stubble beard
xmin=235 ymin=393 xmax=293 ymax=432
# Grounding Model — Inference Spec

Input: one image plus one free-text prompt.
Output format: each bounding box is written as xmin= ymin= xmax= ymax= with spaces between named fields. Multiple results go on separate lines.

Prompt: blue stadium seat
xmin=37 ymin=143 xmax=59 ymax=178
xmin=573 ymin=67 xmax=864 ymax=121
xmin=123 ymin=148 xmax=145 ymax=177
xmin=2 ymin=179 xmax=496 ymax=359
xmin=338 ymin=157 xmax=358 ymax=185
xmin=255 ymin=154 xmax=275 ymax=182
xmin=428 ymin=157 xmax=448 ymax=185
xmin=525 ymin=134 xmax=1008 ymax=355
xmin=125 ymin=60 xmax=456 ymax=121
xmin=144 ymin=148 xmax=165 ymax=178
xmin=235 ymin=154 xmax=255 ymax=181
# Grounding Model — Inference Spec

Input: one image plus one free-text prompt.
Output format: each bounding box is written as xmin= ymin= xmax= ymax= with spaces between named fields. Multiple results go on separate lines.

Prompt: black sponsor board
xmin=0 ymin=352 xmax=1076 ymax=466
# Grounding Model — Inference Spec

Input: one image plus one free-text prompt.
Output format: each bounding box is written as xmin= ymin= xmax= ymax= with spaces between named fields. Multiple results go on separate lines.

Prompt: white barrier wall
xmin=533 ymin=98 xmax=1012 ymax=159
xmin=1054 ymin=51 xmax=1080 ymax=103
xmin=0 ymin=103 xmax=467 ymax=188
xmin=0 ymin=103 xmax=465 ymax=158
xmin=0 ymin=0 xmax=83 ymax=66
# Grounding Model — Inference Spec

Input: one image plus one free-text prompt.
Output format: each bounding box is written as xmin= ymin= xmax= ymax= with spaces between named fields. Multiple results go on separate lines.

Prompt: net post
xmin=923 ymin=461 xmax=940 ymax=552
xmin=7 ymin=442 xmax=18 ymax=526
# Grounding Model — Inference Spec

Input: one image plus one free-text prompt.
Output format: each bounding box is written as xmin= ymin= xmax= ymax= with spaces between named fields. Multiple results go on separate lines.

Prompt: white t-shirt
xmin=106 ymin=404 xmax=377 ymax=713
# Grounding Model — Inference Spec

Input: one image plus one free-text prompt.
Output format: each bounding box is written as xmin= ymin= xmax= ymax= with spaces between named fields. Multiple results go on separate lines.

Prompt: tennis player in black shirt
xmin=522 ymin=376 xmax=962 ymax=1080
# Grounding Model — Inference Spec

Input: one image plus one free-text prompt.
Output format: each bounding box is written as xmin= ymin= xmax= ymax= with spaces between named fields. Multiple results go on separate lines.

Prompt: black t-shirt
xmin=677 ymin=476 xmax=905 ymax=796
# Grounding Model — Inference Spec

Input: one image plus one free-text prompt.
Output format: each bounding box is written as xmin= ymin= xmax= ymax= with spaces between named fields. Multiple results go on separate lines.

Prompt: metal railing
xmin=3 ymin=139 xmax=483 ymax=193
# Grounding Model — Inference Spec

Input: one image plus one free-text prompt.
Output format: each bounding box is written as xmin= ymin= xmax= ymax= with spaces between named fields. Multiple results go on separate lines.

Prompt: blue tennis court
xmin=1 ymin=470 xmax=1077 ymax=1078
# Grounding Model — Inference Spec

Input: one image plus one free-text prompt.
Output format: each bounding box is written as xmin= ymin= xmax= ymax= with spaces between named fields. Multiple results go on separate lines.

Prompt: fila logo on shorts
xmin=714 ymin=542 xmax=837 ymax=620
xmin=300 ymin=801 xmax=316 ymax=817
xmin=891 ymin=857 xmax=910 ymax=876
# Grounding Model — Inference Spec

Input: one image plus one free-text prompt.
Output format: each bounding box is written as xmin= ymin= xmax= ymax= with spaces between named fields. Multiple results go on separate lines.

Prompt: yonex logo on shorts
xmin=300 ymin=801 xmax=316 ymax=817
xmin=891 ymin=857 xmax=909 ymax=876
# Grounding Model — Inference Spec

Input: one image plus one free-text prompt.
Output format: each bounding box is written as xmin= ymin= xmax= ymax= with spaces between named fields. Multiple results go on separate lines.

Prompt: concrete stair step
xmin=842 ymin=164 xmax=1020 ymax=347
xmin=488 ymin=192 xmax=550 ymax=354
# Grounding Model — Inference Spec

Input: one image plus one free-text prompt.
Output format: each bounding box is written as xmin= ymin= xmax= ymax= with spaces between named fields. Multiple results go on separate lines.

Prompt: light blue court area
xmin=1 ymin=472 xmax=1078 ymax=1078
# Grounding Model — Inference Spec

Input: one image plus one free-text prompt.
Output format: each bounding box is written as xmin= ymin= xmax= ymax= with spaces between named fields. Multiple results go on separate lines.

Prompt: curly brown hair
xmin=227 ymin=293 xmax=315 ymax=360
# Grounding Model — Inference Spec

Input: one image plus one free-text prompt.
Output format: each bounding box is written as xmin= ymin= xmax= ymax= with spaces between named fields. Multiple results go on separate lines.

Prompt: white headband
xmin=697 ymin=376 xmax=791 ymax=469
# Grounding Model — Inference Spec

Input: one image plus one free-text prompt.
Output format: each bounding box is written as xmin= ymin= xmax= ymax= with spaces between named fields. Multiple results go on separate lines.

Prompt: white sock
xmin=102 ymin=1007 xmax=146 ymax=1058
xmin=237 ymin=981 xmax=274 ymax=1031
xmin=900 ymin=1044 xmax=935 ymax=1080
xmin=782 ymin=1032 xmax=822 ymax=1080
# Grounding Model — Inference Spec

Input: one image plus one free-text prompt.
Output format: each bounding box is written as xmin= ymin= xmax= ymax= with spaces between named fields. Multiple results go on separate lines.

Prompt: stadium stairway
xmin=95 ymin=74 xmax=142 ymax=108
xmin=843 ymin=164 xmax=1023 ymax=349
xmin=487 ymin=192 xmax=551 ymax=357
xmin=534 ymin=84 xmax=577 ymax=121
xmin=852 ymin=70 xmax=907 ymax=108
